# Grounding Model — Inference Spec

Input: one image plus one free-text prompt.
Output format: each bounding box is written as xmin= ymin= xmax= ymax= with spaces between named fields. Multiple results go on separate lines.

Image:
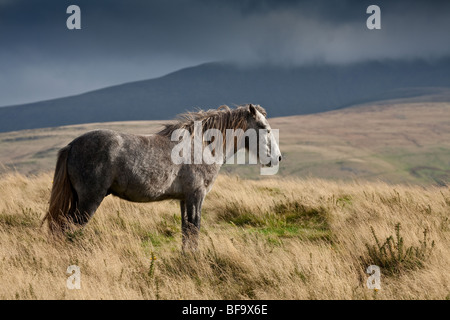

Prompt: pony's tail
xmin=42 ymin=145 xmax=74 ymax=234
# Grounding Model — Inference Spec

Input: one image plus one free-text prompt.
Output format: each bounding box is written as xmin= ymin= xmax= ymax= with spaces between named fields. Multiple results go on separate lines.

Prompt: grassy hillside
xmin=0 ymin=173 xmax=448 ymax=299
xmin=1 ymin=101 xmax=449 ymax=186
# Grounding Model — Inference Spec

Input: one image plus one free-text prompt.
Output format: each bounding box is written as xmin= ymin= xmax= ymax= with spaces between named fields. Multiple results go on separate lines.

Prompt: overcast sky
xmin=0 ymin=0 xmax=449 ymax=106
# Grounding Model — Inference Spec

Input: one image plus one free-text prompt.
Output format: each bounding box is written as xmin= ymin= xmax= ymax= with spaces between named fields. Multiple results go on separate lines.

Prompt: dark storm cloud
xmin=0 ymin=0 xmax=449 ymax=106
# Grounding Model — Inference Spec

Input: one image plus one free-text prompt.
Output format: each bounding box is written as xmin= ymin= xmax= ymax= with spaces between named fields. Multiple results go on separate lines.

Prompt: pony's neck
xmin=220 ymin=129 xmax=248 ymax=165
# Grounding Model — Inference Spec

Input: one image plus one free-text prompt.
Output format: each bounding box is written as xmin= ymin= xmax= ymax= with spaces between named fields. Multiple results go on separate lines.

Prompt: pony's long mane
xmin=157 ymin=104 xmax=267 ymax=138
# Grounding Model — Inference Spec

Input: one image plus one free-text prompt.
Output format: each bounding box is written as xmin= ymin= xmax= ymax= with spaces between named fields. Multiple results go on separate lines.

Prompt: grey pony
xmin=43 ymin=104 xmax=282 ymax=250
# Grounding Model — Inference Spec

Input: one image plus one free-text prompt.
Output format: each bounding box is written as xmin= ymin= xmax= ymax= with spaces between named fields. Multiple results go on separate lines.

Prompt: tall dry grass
xmin=0 ymin=172 xmax=449 ymax=299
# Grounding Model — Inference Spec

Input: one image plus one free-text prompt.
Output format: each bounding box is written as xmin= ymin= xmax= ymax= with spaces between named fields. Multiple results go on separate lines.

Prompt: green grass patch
xmin=137 ymin=214 xmax=180 ymax=251
xmin=141 ymin=232 xmax=176 ymax=248
xmin=0 ymin=207 xmax=41 ymax=228
xmin=217 ymin=199 xmax=331 ymax=243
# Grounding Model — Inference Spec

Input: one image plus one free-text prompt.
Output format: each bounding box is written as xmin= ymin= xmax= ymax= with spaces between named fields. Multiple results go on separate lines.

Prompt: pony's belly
xmin=109 ymin=177 xmax=183 ymax=203
xmin=109 ymin=188 xmax=182 ymax=203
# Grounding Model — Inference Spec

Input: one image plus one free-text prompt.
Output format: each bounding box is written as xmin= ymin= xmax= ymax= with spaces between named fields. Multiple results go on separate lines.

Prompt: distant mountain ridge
xmin=1 ymin=59 xmax=450 ymax=132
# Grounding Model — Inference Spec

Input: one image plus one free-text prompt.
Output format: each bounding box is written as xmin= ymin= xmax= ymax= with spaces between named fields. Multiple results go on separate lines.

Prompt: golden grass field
xmin=0 ymin=101 xmax=449 ymax=300
xmin=0 ymin=172 xmax=449 ymax=299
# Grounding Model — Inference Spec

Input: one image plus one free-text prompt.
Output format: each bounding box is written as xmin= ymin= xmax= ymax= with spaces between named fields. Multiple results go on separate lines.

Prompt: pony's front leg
xmin=181 ymin=194 xmax=204 ymax=251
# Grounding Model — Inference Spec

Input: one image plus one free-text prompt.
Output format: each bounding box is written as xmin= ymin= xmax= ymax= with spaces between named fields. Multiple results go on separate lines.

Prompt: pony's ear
xmin=249 ymin=104 xmax=257 ymax=118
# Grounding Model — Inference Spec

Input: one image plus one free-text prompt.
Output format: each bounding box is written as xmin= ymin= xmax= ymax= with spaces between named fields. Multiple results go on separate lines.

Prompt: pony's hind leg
xmin=71 ymin=191 xmax=105 ymax=226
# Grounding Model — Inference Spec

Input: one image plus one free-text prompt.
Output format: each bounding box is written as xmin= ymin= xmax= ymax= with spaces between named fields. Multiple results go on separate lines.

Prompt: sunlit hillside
xmin=1 ymin=101 xmax=449 ymax=185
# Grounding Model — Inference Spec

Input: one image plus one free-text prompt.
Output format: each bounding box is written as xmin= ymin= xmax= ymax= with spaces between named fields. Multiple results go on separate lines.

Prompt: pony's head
xmin=244 ymin=104 xmax=282 ymax=168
